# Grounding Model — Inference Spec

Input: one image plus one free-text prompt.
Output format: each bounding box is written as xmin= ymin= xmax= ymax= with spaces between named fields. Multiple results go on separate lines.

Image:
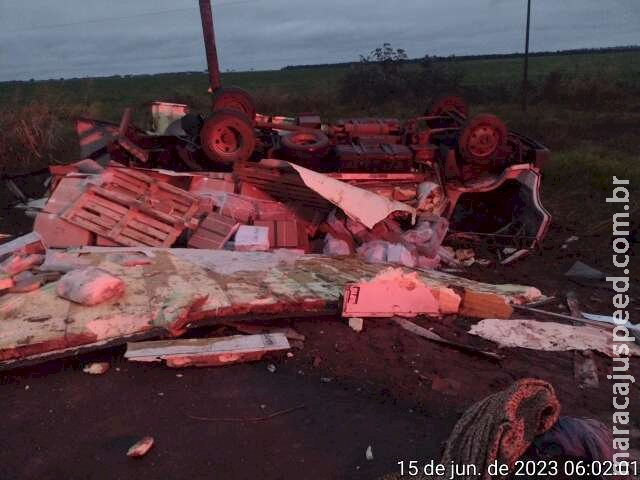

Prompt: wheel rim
xmin=210 ymin=125 xmax=242 ymax=155
xmin=466 ymin=124 xmax=500 ymax=158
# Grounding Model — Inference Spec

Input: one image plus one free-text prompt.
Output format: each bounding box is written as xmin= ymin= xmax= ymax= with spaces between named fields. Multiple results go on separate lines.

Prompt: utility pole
xmin=199 ymin=0 xmax=221 ymax=92
xmin=521 ymin=0 xmax=532 ymax=111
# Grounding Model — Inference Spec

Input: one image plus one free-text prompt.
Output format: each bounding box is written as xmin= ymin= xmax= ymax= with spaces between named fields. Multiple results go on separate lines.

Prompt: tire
xmin=427 ymin=95 xmax=468 ymax=117
xmin=281 ymin=130 xmax=330 ymax=160
xmin=199 ymin=109 xmax=256 ymax=164
xmin=211 ymin=86 xmax=256 ymax=120
xmin=458 ymin=113 xmax=508 ymax=164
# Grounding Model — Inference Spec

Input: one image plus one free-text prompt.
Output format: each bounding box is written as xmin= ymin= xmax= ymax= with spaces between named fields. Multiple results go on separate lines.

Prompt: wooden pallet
xmin=62 ymin=186 xmax=185 ymax=247
xmin=187 ymin=212 xmax=240 ymax=249
xmin=103 ymin=167 xmax=202 ymax=225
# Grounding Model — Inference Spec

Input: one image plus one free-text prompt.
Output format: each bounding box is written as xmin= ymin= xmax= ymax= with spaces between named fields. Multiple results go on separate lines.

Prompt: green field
xmin=0 ymin=49 xmax=638 ymax=235
xmin=1 ymin=49 xmax=638 ymax=120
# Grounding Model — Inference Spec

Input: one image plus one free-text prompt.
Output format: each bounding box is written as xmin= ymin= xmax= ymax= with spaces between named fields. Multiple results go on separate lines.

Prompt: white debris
xmin=288 ymin=162 xmax=416 ymax=228
xmin=267 ymin=363 xmax=277 ymax=373
xmin=56 ymin=267 xmax=125 ymax=306
xmin=365 ymin=445 xmax=374 ymax=461
xmin=402 ymin=222 xmax=433 ymax=245
xmin=234 ymin=225 xmax=270 ymax=252
xmin=501 ymin=249 xmax=529 ymax=265
xmin=348 ymin=317 xmax=364 ymax=332
xmin=386 ymin=243 xmax=416 ymax=268
xmin=455 ymin=248 xmax=475 ymax=263
xmin=357 ymin=241 xmax=388 ymax=264
xmin=416 ymin=181 xmax=444 ymax=213
xmin=323 ymin=233 xmax=351 ymax=256
xmin=82 ymin=362 xmax=110 ymax=375
xmin=127 ymin=436 xmax=154 ymax=458
xmin=469 ymin=319 xmax=640 ymax=357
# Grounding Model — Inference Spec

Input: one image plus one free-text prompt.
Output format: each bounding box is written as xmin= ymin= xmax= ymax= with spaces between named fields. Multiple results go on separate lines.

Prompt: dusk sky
xmin=0 ymin=0 xmax=638 ymax=81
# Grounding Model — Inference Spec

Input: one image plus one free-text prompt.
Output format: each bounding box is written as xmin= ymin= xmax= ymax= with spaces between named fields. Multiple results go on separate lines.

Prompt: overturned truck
xmin=74 ymin=0 xmax=550 ymax=254
xmin=0 ymin=0 xmax=557 ymax=369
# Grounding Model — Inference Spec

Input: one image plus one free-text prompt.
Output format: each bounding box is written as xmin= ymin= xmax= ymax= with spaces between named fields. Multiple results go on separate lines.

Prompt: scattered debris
xmin=227 ymin=324 xmax=305 ymax=342
xmin=323 ymin=233 xmax=351 ymax=256
xmin=416 ymin=181 xmax=445 ymax=213
xmin=512 ymin=304 xmax=616 ymax=330
xmin=523 ymin=295 xmax=556 ymax=308
xmin=394 ymin=317 xmax=502 ymax=361
xmin=288 ymin=162 xmax=417 ymax=228
xmin=127 ymin=436 xmax=154 ymax=458
xmin=454 ymin=248 xmax=475 ymax=265
xmin=56 ymin=267 xmax=125 ymax=306
xmin=573 ymin=351 xmax=599 ymax=388
xmin=1 ymin=253 xmax=45 ymax=276
xmin=561 ymin=235 xmax=579 ymax=248
xmin=125 ymin=334 xmax=290 ymax=368
xmin=348 ymin=317 xmax=364 ymax=332
xmin=469 ymin=319 xmax=640 ymax=357
xmin=581 ymin=312 xmax=640 ymax=337
xmin=365 ymin=445 xmax=374 ymax=461
xmin=7 ymin=271 xmax=44 ymax=293
xmin=500 ymin=248 xmax=529 ymax=265
xmin=564 ymin=261 xmax=605 ymax=281
xmin=0 ymin=249 xmax=542 ymax=368
xmin=234 ymin=225 xmax=270 ymax=251
xmin=83 ymin=362 xmax=110 ymax=375
xmin=39 ymin=250 xmax=91 ymax=272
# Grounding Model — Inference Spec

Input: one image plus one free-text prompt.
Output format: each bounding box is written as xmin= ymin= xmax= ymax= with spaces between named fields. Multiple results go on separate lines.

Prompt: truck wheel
xmin=281 ymin=130 xmax=330 ymax=160
xmin=211 ymin=87 xmax=256 ymax=120
xmin=200 ymin=109 xmax=255 ymax=164
xmin=458 ymin=113 xmax=507 ymax=164
xmin=427 ymin=95 xmax=468 ymax=117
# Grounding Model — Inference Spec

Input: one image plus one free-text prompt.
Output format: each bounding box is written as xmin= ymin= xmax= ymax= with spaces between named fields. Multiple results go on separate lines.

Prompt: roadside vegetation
xmin=0 ymin=47 xmax=638 ymax=236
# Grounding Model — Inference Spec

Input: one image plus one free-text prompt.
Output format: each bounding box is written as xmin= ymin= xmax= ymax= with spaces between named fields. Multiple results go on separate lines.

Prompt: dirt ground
xmin=0 ymin=186 xmax=639 ymax=479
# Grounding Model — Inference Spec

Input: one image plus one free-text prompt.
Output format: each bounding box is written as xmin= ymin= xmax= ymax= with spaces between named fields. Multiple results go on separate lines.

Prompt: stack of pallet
xmin=33 ymin=164 xmax=316 ymax=252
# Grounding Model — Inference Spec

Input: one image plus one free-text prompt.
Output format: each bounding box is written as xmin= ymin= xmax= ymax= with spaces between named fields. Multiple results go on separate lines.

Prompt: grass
xmin=0 ymin=49 xmax=638 ymax=234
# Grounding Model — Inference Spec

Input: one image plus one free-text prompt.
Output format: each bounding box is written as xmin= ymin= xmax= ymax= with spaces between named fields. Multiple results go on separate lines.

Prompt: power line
xmin=3 ymin=0 xmax=258 ymax=33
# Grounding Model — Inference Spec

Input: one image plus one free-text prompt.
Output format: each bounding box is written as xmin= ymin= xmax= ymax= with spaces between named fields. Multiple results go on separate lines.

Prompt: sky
xmin=0 ymin=0 xmax=638 ymax=81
